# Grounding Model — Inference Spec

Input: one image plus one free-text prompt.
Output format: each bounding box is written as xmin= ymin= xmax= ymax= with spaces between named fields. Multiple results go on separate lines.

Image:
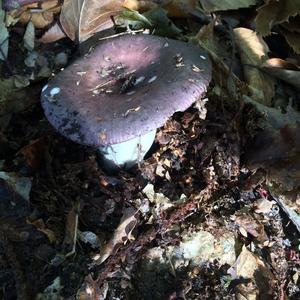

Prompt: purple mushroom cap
xmin=41 ymin=34 xmax=211 ymax=147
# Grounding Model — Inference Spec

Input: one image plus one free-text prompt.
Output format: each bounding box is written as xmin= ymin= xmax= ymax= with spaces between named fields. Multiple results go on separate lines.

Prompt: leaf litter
xmin=0 ymin=1 xmax=300 ymax=299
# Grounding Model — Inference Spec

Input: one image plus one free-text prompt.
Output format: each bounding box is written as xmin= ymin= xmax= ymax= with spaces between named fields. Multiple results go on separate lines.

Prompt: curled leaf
xmin=234 ymin=27 xmax=275 ymax=106
xmin=261 ymin=58 xmax=300 ymax=89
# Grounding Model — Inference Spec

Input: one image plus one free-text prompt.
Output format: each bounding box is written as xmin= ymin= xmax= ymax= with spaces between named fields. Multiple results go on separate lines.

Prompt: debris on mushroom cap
xmin=41 ymin=34 xmax=212 ymax=147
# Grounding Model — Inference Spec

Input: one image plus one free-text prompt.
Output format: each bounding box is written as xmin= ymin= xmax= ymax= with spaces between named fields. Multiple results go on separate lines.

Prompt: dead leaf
xmin=39 ymin=23 xmax=66 ymax=43
xmin=60 ymin=0 xmax=124 ymax=42
xmin=59 ymin=0 xmax=84 ymax=41
xmin=23 ymin=20 xmax=35 ymax=51
xmin=254 ymin=198 xmax=274 ymax=214
xmin=123 ymin=0 xmax=199 ymax=17
xmin=281 ymin=15 xmax=300 ymax=33
xmin=199 ymin=0 xmax=256 ymax=12
xmin=79 ymin=0 xmax=125 ymax=42
xmin=234 ymin=27 xmax=275 ymax=106
xmin=261 ymin=58 xmax=300 ymax=89
xmin=233 ymin=213 xmax=268 ymax=242
xmin=244 ymin=96 xmax=300 ymax=193
xmin=142 ymin=183 xmax=174 ymax=215
xmin=27 ymin=218 xmax=56 ymax=243
xmin=0 ymin=77 xmax=40 ymax=115
xmin=0 ymin=171 xmax=32 ymax=200
xmin=19 ymin=11 xmax=54 ymax=28
xmin=281 ymin=27 xmax=300 ymax=54
xmin=3 ymin=0 xmax=59 ymax=10
xmin=58 ymin=0 xmax=200 ymax=42
xmin=255 ymin=0 xmax=300 ymax=36
xmin=228 ymin=246 xmax=275 ymax=298
xmin=161 ymin=0 xmax=198 ymax=17
xmin=95 ymin=207 xmax=138 ymax=264
xmin=19 ymin=136 xmax=47 ymax=170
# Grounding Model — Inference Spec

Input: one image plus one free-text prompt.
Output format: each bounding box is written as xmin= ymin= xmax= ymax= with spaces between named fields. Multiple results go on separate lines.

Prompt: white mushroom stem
xmin=98 ymin=129 xmax=156 ymax=170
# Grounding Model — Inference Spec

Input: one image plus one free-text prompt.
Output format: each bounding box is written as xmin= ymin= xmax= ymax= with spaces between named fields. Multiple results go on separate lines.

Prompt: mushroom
xmin=41 ymin=34 xmax=211 ymax=171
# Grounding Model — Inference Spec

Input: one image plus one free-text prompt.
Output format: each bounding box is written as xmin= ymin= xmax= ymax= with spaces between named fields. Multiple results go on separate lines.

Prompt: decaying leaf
xmin=228 ymin=246 xmax=275 ymax=299
xmin=254 ymin=198 xmax=275 ymax=214
xmin=78 ymin=0 xmax=125 ymax=42
xmin=0 ymin=2 xmax=9 ymax=60
xmin=244 ymin=96 xmax=300 ymax=193
xmin=261 ymin=58 xmax=300 ymax=89
xmin=39 ymin=22 xmax=66 ymax=43
xmin=23 ymin=20 xmax=35 ymax=51
xmin=255 ymin=0 xmax=300 ymax=36
xmin=19 ymin=136 xmax=47 ymax=171
xmin=280 ymin=27 xmax=300 ymax=54
xmin=0 ymin=171 xmax=32 ymax=200
xmin=19 ymin=11 xmax=54 ymax=28
xmin=160 ymin=0 xmax=198 ymax=17
xmin=234 ymin=27 xmax=275 ymax=106
xmin=199 ymin=0 xmax=256 ymax=12
xmin=95 ymin=207 xmax=138 ymax=264
xmin=59 ymin=0 xmax=84 ymax=41
xmin=142 ymin=183 xmax=174 ymax=214
xmin=60 ymin=0 xmax=125 ymax=42
xmin=27 ymin=218 xmax=56 ymax=243
xmin=232 ymin=212 xmax=268 ymax=242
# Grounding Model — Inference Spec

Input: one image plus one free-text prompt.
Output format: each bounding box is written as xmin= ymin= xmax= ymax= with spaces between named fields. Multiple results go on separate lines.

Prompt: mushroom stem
xmin=97 ymin=129 xmax=156 ymax=171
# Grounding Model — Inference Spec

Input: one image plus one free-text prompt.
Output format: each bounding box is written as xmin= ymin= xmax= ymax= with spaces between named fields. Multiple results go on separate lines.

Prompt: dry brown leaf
xmin=38 ymin=22 xmax=66 ymax=43
xmin=18 ymin=11 xmax=54 ymax=28
xmin=59 ymin=0 xmax=84 ymax=41
xmin=233 ymin=213 xmax=268 ymax=242
xmin=161 ymin=0 xmax=198 ymax=17
xmin=244 ymin=96 xmax=300 ymax=193
xmin=28 ymin=218 xmax=56 ymax=243
xmin=19 ymin=136 xmax=46 ymax=170
xmin=261 ymin=58 xmax=300 ymax=88
xmin=255 ymin=0 xmax=300 ymax=36
xmin=96 ymin=207 xmax=138 ymax=264
xmin=6 ymin=0 xmax=60 ymax=32
xmin=59 ymin=0 xmax=201 ymax=42
xmin=281 ymin=15 xmax=300 ymax=33
xmin=79 ymin=0 xmax=124 ymax=42
xmin=254 ymin=198 xmax=274 ymax=214
xmin=228 ymin=246 xmax=275 ymax=299
xmin=123 ymin=0 xmax=157 ymax=12
xmin=123 ymin=0 xmax=198 ymax=17
xmin=234 ymin=27 xmax=275 ymax=106
xmin=281 ymin=28 xmax=300 ymax=54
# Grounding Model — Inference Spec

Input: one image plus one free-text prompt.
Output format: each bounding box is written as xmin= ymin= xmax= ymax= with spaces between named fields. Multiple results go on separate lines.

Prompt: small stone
xmin=54 ymin=52 xmax=68 ymax=67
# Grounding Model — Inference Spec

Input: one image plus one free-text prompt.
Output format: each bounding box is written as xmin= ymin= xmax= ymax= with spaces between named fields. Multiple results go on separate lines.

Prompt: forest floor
xmin=0 ymin=1 xmax=300 ymax=299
